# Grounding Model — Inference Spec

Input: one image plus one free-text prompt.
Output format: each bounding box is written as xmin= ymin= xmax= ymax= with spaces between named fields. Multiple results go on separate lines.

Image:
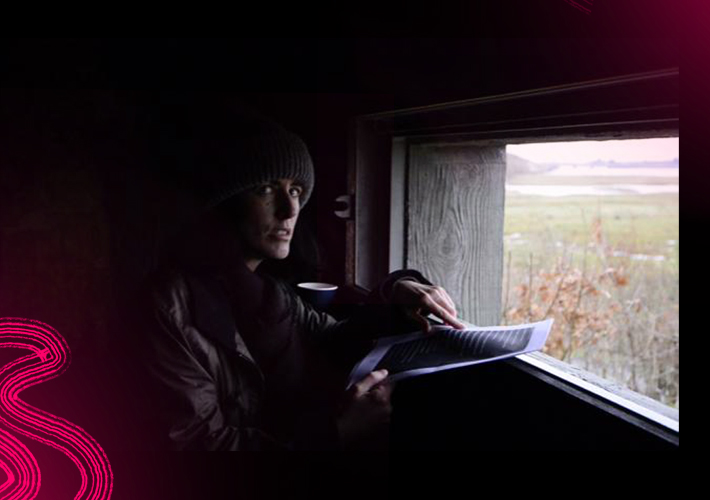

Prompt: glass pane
xmin=502 ymin=138 xmax=679 ymax=408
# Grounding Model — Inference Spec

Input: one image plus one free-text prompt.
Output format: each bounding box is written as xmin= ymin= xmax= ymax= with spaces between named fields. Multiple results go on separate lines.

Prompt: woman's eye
xmin=255 ymin=184 xmax=301 ymax=198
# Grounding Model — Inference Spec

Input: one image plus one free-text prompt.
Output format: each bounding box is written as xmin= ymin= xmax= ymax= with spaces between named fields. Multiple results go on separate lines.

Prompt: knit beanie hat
xmin=156 ymin=102 xmax=315 ymax=213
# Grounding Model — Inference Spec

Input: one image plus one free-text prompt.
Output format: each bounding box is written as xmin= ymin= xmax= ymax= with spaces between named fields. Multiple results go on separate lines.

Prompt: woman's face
xmin=230 ymin=178 xmax=303 ymax=271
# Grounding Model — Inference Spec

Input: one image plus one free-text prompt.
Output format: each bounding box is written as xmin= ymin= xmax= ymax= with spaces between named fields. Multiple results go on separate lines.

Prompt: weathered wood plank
xmin=407 ymin=143 xmax=506 ymax=326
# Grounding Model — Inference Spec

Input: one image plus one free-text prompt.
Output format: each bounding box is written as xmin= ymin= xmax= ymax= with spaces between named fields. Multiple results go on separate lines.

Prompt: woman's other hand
xmin=337 ymin=370 xmax=392 ymax=446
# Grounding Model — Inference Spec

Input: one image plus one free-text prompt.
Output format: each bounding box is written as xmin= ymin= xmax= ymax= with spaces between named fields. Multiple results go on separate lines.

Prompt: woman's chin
xmin=266 ymin=242 xmax=291 ymax=260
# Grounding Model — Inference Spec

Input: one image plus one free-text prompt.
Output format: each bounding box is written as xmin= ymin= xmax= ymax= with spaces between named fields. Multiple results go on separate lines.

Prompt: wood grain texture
xmin=407 ymin=143 xmax=506 ymax=326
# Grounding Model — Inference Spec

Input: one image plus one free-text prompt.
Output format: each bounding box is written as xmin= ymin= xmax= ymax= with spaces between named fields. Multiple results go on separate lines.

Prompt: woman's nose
xmin=275 ymin=190 xmax=299 ymax=220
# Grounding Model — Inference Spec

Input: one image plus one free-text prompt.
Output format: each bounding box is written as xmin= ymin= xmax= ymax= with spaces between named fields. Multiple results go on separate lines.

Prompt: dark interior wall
xmin=0 ymin=90 xmax=131 ymax=357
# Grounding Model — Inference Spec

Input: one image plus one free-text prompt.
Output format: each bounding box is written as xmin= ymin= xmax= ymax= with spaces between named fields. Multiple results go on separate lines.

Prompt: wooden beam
xmin=407 ymin=142 xmax=506 ymax=326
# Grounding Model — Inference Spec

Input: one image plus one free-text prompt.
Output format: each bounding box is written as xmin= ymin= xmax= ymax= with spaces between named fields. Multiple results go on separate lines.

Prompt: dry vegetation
xmin=502 ymin=193 xmax=679 ymax=408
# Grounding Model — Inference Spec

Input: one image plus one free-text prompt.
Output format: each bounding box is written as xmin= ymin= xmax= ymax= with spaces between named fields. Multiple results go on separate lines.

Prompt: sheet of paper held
xmin=346 ymin=319 xmax=554 ymax=390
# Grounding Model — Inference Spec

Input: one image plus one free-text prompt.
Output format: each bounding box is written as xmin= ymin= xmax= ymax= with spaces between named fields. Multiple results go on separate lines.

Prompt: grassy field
xmin=507 ymin=174 xmax=678 ymax=186
xmin=502 ymin=190 xmax=679 ymax=407
xmin=504 ymin=192 xmax=679 ymax=259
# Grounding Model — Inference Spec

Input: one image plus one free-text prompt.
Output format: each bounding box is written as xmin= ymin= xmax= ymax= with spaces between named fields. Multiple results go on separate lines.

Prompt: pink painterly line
xmin=563 ymin=0 xmax=593 ymax=15
xmin=0 ymin=325 xmax=106 ymax=500
xmin=0 ymin=318 xmax=113 ymax=500
xmin=0 ymin=355 xmax=95 ymax=498
xmin=0 ymin=429 xmax=40 ymax=499
xmin=0 ymin=325 xmax=109 ymax=500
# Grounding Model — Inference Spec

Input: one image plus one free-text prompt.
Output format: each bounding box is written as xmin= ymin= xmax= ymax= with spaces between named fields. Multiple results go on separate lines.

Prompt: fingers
xmin=424 ymin=286 xmax=455 ymax=317
xmin=409 ymin=309 xmax=432 ymax=334
xmin=434 ymin=287 xmax=465 ymax=328
xmin=368 ymin=379 xmax=393 ymax=404
xmin=437 ymin=288 xmax=458 ymax=318
xmin=354 ymin=369 xmax=389 ymax=397
xmin=394 ymin=280 xmax=466 ymax=331
xmin=420 ymin=292 xmax=467 ymax=330
xmin=438 ymin=307 xmax=467 ymax=330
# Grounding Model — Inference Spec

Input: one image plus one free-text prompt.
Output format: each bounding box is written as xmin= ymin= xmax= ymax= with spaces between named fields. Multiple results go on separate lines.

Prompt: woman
xmin=140 ymin=105 xmax=464 ymax=450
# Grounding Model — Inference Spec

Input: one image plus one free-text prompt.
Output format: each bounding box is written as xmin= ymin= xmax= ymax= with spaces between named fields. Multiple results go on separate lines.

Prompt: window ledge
xmin=354 ymin=302 xmax=679 ymax=446
xmin=510 ymin=351 xmax=678 ymax=442
xmin=452 ymin=316 xmax=679 ymax=444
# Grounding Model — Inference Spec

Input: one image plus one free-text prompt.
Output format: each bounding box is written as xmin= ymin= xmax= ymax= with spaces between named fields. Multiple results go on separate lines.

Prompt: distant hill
xmin=506 ymin=154 xmax=678 ymax=176
xmin=596 ymin=158 xmax=679 ymax=169
xmin=506 ymin=153 xmax=554 ymax=176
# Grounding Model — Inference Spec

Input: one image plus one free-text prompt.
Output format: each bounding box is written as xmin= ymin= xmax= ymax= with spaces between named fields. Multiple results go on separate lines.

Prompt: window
xmin=503 ymin=138 xmax=679 ymax=408
xmin=347 ymin=68 xmax=679 ymax=437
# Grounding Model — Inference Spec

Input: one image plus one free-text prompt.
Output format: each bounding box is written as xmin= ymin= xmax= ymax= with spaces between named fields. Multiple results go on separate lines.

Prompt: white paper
xmin=346 ymin=319 xmax=554 ymax=389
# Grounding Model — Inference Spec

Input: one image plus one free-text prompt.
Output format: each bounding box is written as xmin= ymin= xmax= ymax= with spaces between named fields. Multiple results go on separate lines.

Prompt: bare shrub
xmin=503 ymin=216 xmax=679 ymax=408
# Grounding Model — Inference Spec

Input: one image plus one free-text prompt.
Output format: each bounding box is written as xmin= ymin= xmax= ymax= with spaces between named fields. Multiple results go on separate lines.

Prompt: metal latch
xmin=334 ymin=194 xmax=354 ymax=220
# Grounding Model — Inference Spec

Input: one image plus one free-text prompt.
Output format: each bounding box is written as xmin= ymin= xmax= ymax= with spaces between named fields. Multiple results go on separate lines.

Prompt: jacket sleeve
xmin=139 ymin=271 xmax=287 ymax=451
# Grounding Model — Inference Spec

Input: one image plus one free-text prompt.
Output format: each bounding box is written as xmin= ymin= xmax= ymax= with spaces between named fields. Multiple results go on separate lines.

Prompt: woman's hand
xmin=391 ymin=279 xmax=466 ymax=333
xmin=337 ymin=370 xmax=393 ymax=446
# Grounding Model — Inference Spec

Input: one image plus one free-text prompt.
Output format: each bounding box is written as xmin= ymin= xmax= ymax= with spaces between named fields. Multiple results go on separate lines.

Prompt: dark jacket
xmin=139 ymin=264 xmax=430 ymax=451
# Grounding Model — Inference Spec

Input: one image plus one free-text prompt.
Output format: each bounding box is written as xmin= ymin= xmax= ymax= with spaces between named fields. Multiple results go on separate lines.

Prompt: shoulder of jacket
xmin=144 ymin=266 xmax=192 ymax=310
xmin=138 ymin=268 xmax=195 ymax=334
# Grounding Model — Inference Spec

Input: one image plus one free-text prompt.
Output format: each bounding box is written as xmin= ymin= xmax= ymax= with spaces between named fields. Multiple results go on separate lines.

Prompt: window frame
xmin=345 ymin=68 xmax=679 ymax=446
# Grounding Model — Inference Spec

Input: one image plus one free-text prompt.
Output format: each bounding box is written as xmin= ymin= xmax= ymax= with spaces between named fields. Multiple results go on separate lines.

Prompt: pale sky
xmin=507 ymin=138 xmax=679 ymax=164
